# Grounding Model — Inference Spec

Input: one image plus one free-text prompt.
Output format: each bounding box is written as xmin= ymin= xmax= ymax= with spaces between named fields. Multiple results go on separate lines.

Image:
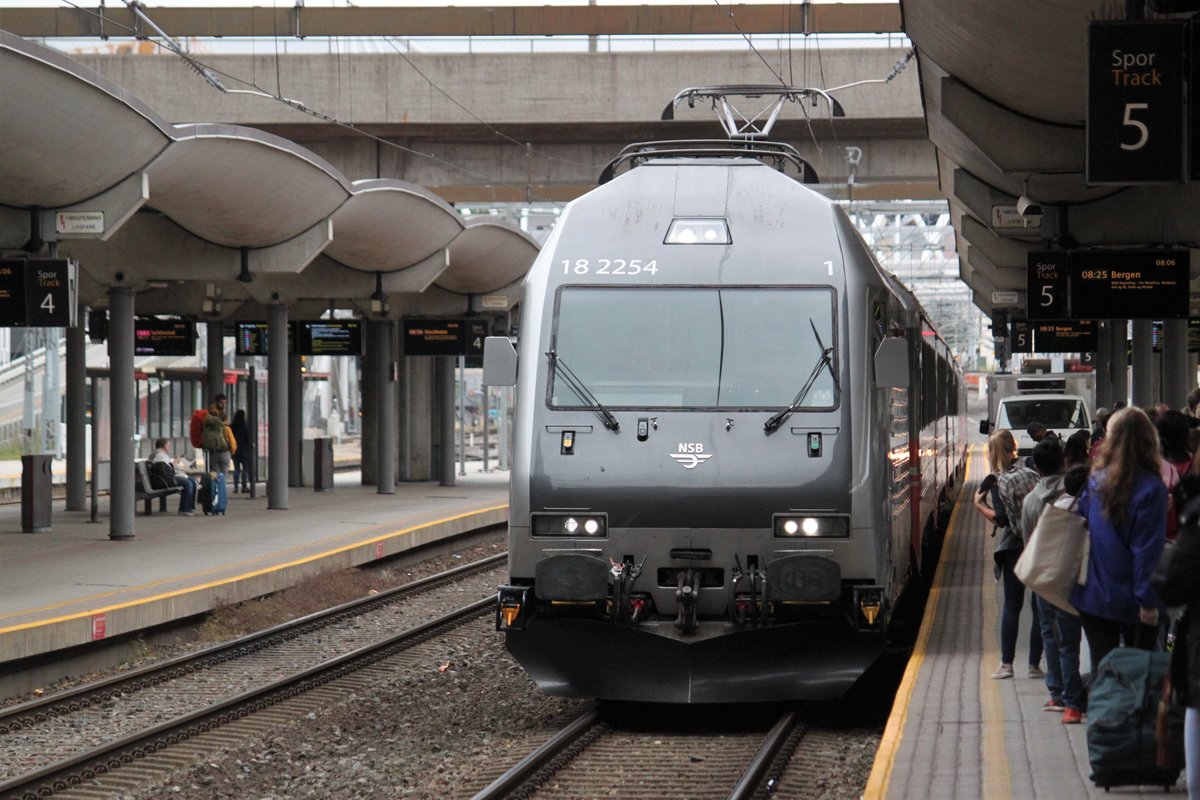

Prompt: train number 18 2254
xmin=562 ymin=258 xmax=658 ymax=276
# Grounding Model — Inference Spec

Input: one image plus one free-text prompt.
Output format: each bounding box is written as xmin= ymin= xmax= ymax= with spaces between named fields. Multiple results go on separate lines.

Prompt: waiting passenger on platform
xmin=230 ymin=409 xmax=251 ymax=494
xmin=1071 ymin=407 xmax=1166 ymax=669
xmin=1184 ymin=387 xmax=1200 ymax=419
xmin=151 ymin=438 xmax=197 ymax=516
xmin=1090 ymin=407 xmax=1111 ymax=461
xmin=1151 ymin=495 xmax=1200 ymax=798
xmin=1023 ymin=457 xmax=1089 ymax=724
xmin=974 ymin=429 xmax=1043 ymax=680
xmin=1158 ymin=410 xmax=1193 ymax=543
xmin=1063 ymin=430 xmax=1092 ymax=469
xmin=201 ymin=406 xmax=236 ymax=477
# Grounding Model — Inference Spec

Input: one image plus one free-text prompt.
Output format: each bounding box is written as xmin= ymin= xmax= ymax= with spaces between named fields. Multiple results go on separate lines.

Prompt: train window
xmin=549 ymin=287 xmax=836 ymax=410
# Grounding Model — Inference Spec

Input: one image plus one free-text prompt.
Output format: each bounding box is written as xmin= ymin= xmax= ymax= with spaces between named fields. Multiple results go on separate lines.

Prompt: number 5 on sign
xmin=1120 ymin=103 xmax=1149 ymax=150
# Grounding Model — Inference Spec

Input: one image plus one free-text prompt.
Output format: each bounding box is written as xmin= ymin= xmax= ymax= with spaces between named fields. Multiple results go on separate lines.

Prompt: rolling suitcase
xmin=1086 ymin=646 xmax=1184 ymax=790
xmin=200 ymin=471 xmax=227 ymax=516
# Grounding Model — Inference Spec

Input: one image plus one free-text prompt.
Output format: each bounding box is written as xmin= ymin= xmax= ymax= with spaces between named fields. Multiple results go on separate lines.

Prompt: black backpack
xmin=147 ymin=460 xmax=175 ymax=490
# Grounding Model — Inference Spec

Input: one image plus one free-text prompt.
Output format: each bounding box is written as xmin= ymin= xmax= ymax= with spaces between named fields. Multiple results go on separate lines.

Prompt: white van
xmin=994 ymin=393 xmax=1091 ymax=455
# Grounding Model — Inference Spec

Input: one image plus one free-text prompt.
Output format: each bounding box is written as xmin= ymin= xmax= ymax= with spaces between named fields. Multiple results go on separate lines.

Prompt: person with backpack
xmin=1070 ymin=406 xmax=1167 ymax=670
xmin=199 ymin=403 xmax=235 ymax=516
xmin=192 ymin=394 xmax=227 ymax=452
xmin=150 ymin=438 xmax=197 ymax=515
xmin=974 ymin=429 xmax=1044 ymax=680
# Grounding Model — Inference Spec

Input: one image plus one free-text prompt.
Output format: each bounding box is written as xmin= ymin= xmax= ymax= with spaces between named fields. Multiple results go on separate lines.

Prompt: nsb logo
xmin=669 ymin=443 xmax=713 ymax=469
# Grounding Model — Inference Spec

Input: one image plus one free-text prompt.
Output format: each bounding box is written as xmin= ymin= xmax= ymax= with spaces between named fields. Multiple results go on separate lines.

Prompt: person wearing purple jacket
xmin=1070 ymin=406 xmax=1166 ymax=671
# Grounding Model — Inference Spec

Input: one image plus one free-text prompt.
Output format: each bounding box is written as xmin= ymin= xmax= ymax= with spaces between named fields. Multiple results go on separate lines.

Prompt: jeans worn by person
xmin=999 ymin=548 xmax=1044 ymax=669
xmin=173 ymin=474 xmax=196 ymax=514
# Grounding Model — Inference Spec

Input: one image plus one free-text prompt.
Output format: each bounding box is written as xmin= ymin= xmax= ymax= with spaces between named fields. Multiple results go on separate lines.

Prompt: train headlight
xmin=664 ymin=218 xmax=731 ymax=245
xmin=533 ymin=513 xmax=608 ymax=537
xmin=773 ymin=514 xmax=850 ymax=538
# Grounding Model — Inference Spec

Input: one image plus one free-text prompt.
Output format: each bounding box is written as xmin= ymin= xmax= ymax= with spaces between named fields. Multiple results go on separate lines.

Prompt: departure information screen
xmin=1070 ymin=249 xmax=1189 ymax=319
xmin=294 ymin=321 xmax=362 ymax=356
xmin=134 ymin=318 xmax=195 ymax=356
xmin=236 ymin=322 xmax=269 ymax=356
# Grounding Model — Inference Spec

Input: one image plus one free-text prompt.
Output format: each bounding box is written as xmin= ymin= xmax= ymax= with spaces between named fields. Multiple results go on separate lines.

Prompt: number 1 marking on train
xmin=825 ymin=260 xmax=833 ymax=276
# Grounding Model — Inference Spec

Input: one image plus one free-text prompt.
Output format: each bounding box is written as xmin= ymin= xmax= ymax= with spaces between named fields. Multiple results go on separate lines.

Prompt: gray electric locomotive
xmin=486 ymin=92 xmax=965 ymax=703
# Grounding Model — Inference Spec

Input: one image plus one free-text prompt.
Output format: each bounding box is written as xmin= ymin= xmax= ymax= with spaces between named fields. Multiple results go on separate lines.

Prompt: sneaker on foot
xmin=1061 ymin=707 xmax=1083 ymax=724
xmin=991 ymin=664 xmax=1014 ymax=679
xmin=1028 ymin=664 xmax=1046 ymax=678
xmin=1043 ymin=698 xmax=1066 ymax=712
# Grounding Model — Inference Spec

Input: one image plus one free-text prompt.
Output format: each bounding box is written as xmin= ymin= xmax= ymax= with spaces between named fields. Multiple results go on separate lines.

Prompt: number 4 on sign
xmin=40 ymin=294 xmax=54 ymax=315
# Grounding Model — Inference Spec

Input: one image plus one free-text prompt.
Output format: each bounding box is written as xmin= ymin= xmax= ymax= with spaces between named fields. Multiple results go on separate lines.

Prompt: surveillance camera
xmin=1016 ymin=195 xmax=1043 ymax=217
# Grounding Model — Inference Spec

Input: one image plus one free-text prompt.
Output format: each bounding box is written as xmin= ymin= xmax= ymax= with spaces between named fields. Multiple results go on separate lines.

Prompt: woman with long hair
xmin=974 ymin=429 xmax=1043 ymax=680
xmin=1071 ymin=406 xmax=1167 ymax=670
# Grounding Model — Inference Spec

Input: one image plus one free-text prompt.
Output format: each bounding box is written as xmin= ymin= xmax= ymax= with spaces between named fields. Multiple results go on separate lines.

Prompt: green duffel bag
xmin=1086 ymin=646 xmax=1185 ymax=791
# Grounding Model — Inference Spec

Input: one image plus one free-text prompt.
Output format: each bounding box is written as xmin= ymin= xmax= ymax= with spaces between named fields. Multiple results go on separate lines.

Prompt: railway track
xmin=0 ymin=553 xmax=505 ymax=799
xmin=472 ymin=709 xmax=805 ymax=800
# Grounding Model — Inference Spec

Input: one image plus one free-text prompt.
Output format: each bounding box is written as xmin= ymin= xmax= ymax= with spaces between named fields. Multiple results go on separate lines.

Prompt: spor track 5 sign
xmin=1087 ymin=20 xmax=1186 ymax=184
xmin=0 ymin=258 xmax=78 ymax=327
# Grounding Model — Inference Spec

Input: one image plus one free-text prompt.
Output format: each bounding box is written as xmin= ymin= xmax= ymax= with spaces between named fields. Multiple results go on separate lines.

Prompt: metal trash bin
xmin=313 ymin=437 xmax=334 ymax=491
xmin=21 ymin=454 xmax=52 ymax=532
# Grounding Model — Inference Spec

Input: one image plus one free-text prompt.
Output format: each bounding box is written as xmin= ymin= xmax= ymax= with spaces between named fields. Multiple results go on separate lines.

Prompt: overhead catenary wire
xmin=712 ymin=0 xmax=788 ymax=87
xmin=58 ymin=0 xmax=571 ymax=204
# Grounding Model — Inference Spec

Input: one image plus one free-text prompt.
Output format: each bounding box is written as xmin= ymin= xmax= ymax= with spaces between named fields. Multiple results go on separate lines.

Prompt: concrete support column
xmin=65 ymin=320 xmax=87 ymax=511
xmin=1108 ymin=320 xmax=1128 ymax=408
xmin=360 ymin=327 xmax=377 ymax=486
xmin=288 ymin=354 xmax=303 ymax=487
xmin=375 ymin=320 xmax=396 ymax=494
xmin=267 ymin=304 xmax=288 ymax=510
xmin=398 ymin=355 xmax=434 ymax=481
xmin=109 ymin=286 xmax=135 ymax=540
xmin=1163 ymin=319 xmax=1190 ymax=408
xmin=1095 ymin=323 xmax=1112 ymax=411
xmin=437 ymin=356 xmax=456 ymax=487
xmin=1131 ymin=319 xmax=1154 ymax=409
xmin=206 ymin=321 xmax=224 ymax=406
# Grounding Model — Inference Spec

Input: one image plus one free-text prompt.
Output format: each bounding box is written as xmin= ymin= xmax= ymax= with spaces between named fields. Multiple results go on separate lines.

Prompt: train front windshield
xmin=550 ymin=287 xmax=837 ymax=410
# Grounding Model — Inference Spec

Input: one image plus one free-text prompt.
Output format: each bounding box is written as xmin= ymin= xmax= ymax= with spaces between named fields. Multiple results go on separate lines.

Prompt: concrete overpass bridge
xmin=1 ymin=3 xmax=930 ymax=204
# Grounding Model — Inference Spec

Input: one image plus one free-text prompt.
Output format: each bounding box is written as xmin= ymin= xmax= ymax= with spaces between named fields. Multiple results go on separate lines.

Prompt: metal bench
xmin=135 ymin=461 xmax=181 ymax=515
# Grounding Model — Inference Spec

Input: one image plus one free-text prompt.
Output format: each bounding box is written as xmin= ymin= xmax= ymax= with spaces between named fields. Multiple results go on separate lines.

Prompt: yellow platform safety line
xmin=979 ymin=473 xmax=1013 ymax=800
xmin=0 ymin=503 xmax=509 ymax=635
xmin=863 ymin=449 xmax=982 ymax=799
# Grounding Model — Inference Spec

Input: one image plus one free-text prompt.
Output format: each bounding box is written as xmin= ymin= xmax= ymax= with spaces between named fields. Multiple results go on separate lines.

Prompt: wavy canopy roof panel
xmin=0 ymin=30 xmax=538 ymax=298
xmin=147 ymin=124 xmax=352 ymax=249
xmin=439 ymin=219 xmax=540 ymax=295
xmin=326 ymin=179 xmax=465 ymax=272
xmin=0 ymin=30 xmax=170 ymax=208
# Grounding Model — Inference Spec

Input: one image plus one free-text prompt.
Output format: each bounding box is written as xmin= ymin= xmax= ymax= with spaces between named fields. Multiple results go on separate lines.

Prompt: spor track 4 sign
xmin=0 ymin=258 xmax=78 ymax=328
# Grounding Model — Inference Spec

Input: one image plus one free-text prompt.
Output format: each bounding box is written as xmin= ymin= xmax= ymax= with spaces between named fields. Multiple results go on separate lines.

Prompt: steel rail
xmin=0 ymin=596 xmax=495 ymax=800
xmin=727 ymin=710 xmax=800 ymax=800
xmin=469 ymin=710 xmax=601 ymax=800
xmin=0 ymin=551 xmax=504 ymax=734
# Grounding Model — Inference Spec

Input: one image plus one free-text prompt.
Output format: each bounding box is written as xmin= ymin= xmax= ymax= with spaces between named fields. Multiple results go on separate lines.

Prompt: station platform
xmin=0 ymin=464 xmax=508 ymax=682
xmin=866 ymin=450 xmax=1184 ymax=799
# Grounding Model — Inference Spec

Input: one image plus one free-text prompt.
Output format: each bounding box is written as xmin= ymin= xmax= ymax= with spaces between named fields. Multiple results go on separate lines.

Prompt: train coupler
xmin=496 ymin=586 xmax=530 ymax=631
xmin=853 ymin=585 xmax=886 ymax=631
xmin=674 ymin=568 xmax=701 ymax=633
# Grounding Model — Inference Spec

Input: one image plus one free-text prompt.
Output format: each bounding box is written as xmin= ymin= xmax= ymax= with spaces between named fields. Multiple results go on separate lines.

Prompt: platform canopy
xmin=901 ymin=0 xmax=1200 ymax=317
xmin=0 ymin=30 xmax=539 ymax=316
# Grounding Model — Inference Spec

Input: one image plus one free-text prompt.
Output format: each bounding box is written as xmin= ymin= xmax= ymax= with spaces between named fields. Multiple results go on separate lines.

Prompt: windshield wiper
xmin=763 ymin=320 xmax=839 ymax=434
xmin=547 ymin=351 xmax=620 ymax=432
